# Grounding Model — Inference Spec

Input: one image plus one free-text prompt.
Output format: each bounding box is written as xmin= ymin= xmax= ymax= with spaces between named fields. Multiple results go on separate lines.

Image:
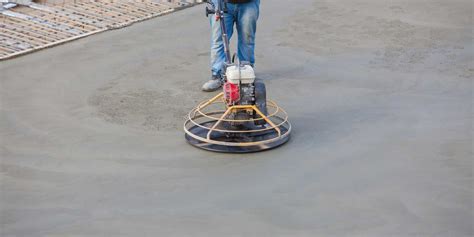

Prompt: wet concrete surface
xmin=1 ymin=0 xmax=472 ymax=236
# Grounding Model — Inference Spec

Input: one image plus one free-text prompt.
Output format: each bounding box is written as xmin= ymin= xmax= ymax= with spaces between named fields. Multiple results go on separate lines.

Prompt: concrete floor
xmin=1 ymin=0 xmax=472 ymax=236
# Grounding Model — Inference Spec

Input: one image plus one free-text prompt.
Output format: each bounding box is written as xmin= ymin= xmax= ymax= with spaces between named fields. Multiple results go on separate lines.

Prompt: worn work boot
xmin=202 ymin=75 xmax=223 ymax=92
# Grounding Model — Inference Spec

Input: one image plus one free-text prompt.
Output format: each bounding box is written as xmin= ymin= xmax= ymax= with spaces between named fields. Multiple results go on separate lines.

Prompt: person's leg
xmin=236 ymin=0 xmax=259 ymax=66
xmin=203 ymin=1 xmax=237 ymax=91
xmin=210 ymin=1 xmax=236 ymax=76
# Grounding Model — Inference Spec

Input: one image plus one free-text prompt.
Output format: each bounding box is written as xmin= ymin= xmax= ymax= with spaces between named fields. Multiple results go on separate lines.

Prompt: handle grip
xmin=206 ymin=6 xmax=215 ymax=17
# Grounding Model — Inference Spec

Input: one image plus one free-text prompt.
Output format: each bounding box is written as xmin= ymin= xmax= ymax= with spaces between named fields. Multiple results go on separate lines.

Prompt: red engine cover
xmin=224 ymin=82 xmax=240 ymax=105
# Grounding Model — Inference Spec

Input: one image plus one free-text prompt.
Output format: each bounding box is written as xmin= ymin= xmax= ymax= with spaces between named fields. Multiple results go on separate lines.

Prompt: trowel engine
xmin=223 ymin=63 xmax=267 ymax=125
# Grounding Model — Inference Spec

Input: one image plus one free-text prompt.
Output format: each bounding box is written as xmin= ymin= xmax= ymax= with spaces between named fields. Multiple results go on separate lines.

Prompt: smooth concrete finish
xmin=1 ymin=0 xmax=472 ymax=236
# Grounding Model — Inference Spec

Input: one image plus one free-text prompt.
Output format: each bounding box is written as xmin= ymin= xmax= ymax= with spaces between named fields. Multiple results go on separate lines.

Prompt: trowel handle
xmin=206 ymin=6 xmax=215 ymax=17
xmin=205 ymin=0 xmax=228 ymax=17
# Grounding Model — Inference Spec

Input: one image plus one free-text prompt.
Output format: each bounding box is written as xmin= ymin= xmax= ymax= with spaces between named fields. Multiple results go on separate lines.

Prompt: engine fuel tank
xmin=226 ymin=64 xmax=256 ymax=84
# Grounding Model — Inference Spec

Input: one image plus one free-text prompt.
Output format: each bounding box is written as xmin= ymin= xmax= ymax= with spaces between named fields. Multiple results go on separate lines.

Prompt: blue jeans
xmin=210 ymin=0 xmax=260 ymax=76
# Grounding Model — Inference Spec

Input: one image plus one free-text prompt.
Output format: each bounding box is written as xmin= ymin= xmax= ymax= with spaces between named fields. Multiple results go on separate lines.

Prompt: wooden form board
xmin=0 ymin=1 xmax=195 ymax=60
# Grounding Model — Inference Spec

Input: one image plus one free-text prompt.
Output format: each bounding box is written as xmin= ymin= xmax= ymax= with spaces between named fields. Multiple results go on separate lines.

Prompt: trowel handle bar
xmin=206 ymin=0 xmax=232 ymax=64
